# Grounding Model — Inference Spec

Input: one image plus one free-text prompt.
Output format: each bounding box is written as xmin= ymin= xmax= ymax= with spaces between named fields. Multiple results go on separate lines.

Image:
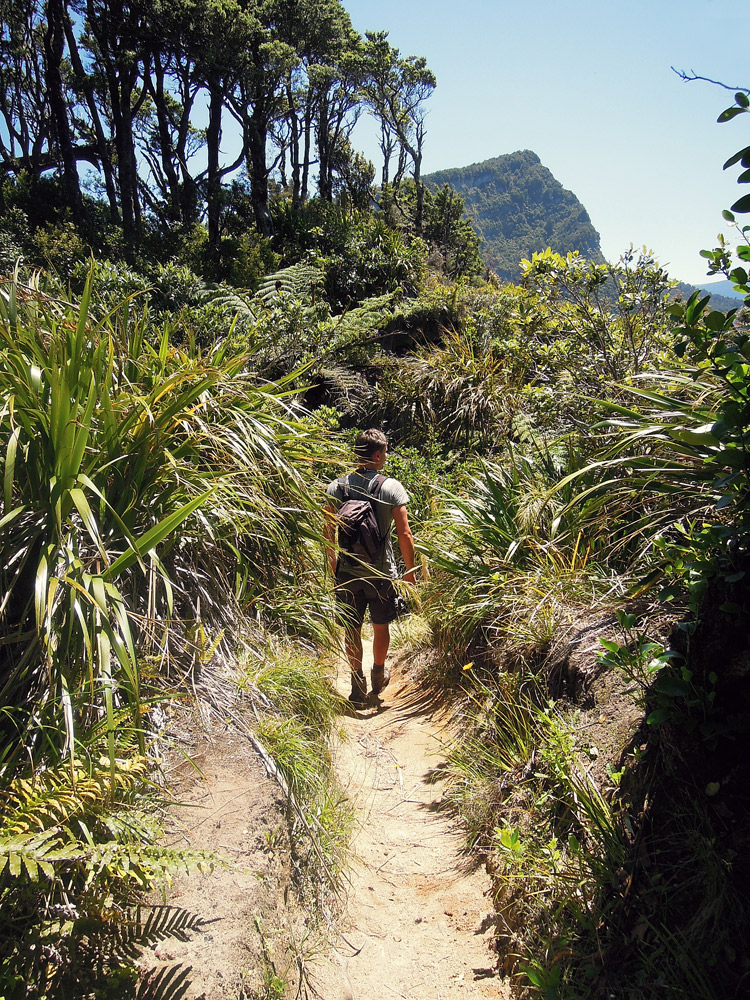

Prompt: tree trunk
xmin=413 ymin=152 xmax=424 ymax=234
xmin=149 ymin=51 xmax=182 ymax=222
xmin=62 ymin=13 xmax=119 ymax=223
xmin=301 ymin=102 xmax=312 ymax=206
xmin=44 ymin=0 xmax=83 ymax=221
xmin=285 ymin=77 xmax=302 ymax=209
xmin=316 ymin=91 xmax=332 ymax=202
xmin=247 ymin=108 xmax=273 ymax=237
xmin=174 ymin=63 xmax=200 ymax=228
xmin=206 ymin=81 xmax=223 ymax=249
xmin=110 ymin=71 xmax=141 ymax=246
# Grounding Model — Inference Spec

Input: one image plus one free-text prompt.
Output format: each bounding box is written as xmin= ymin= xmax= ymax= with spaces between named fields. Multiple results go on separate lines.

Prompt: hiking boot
xmin=348 ymin=669 xmax=367 ymax=705
xmin=371 ymin=663 xmax=390 ymax=696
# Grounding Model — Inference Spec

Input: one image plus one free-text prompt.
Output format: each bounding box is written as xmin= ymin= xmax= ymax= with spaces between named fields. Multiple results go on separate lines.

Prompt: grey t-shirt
xmin=326 ymin=469 xmax=410 ymax=580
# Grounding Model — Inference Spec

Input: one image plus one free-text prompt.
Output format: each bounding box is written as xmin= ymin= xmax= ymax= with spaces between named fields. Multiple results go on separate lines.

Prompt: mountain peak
xmin=425 ymin=151 xmax=602 ymax=280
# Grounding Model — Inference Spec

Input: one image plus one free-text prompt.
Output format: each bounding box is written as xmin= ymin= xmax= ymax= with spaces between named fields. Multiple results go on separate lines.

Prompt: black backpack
xmin=336 ymin=474 xmax=386 ymax=564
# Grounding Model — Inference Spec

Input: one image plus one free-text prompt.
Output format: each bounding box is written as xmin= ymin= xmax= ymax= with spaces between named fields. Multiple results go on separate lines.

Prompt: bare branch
xmin=671 ymin=68 xmax=750 ymax=93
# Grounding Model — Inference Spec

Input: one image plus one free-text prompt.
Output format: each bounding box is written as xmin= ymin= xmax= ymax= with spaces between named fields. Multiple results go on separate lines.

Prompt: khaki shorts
xmin=334 ymin=576 xmax=399 ymax=627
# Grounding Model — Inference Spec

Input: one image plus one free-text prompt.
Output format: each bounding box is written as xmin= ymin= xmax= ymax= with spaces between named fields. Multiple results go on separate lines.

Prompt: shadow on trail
xmin=342 ymin=674 xmax=458 ymax=723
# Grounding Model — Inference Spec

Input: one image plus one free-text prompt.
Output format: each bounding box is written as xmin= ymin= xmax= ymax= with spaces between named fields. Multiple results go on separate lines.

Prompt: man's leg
xmin=372 ymin=623 xmax=390 ymax=667
xmin=370 ymin=578 xmax=399 ymax=696
xmin=345 ymin=624 xmax=367 ymax=704
xmin=344 ymin=625 xmax=364 ymax=674
xmin=371 ymin=623 xmax=391 ymax=695
xmin=335 ymin=582 xmax=368 ymax=703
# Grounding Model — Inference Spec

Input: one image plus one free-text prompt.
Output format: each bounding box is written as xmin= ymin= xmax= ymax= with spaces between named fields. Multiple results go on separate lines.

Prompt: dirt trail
xmin=308 ymin=651 xmax=509 ymax=1000
xmin=141 ymin=647 xmax=509 ymax=999
xmin=140 ymin=724 xmax=295 ymax=1000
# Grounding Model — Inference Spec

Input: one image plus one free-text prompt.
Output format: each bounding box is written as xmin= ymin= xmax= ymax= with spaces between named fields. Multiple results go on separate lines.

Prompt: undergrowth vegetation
xmin=0 ymin=266 xmax=338 ymax=997
xmin=411 ymin=246 xmax=750 ymax=996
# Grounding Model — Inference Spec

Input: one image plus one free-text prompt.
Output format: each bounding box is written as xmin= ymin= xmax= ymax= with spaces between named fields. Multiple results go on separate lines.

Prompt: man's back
xmin=326 ymin=469 xmax=409 ymax=580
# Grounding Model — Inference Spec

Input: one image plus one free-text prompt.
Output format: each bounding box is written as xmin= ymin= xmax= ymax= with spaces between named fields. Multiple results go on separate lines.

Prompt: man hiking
xmin=324 ymin=429 xmax=416 ymax=705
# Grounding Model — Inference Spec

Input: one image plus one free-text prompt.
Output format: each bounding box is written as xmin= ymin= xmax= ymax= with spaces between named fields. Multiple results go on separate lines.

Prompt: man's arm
xmin=323 ymin=502 xmax=338 ymax=576
xmin=392 ymin=505 xmax=416 ymax=582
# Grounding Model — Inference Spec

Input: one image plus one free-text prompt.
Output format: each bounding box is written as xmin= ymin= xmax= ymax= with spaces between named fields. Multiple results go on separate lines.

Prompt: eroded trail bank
xmin=309 ymin=655 xmax=509 ymax=1000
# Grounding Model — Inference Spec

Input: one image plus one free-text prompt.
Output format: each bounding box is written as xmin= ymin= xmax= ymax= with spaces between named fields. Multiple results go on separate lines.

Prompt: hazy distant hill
xmin=674 ymin=281 xmax=743 ymax=313
xmin=698 ymin=279 xmax=744 ymax=300
xmin=425 ymin=150 xmax=604 ymax=280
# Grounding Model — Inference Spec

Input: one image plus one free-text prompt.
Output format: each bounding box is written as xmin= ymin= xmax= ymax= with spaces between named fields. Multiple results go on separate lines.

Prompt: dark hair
xmin=354 ymin=428 xmax=387 ymax=459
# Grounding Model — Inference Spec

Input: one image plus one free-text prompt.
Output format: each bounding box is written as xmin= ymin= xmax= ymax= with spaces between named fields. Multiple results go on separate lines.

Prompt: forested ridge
xmin=1 ymin=2 xmax=750 ymax=998
xmin=426 ymin=150 xmax=604 ymax=280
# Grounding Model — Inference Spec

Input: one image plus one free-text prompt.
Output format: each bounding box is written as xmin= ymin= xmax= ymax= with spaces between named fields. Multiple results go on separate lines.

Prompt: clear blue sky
xmin=343 ymin=0 xmax=750 ymax=285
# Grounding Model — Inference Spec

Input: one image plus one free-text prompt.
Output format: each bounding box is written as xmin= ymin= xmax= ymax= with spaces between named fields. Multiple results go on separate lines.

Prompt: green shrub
xmin=323 ymin=215 xmax=427 ymax=309
xmin=33 ymin=221 xmax=92 ymax=280
xmin=0 ymin=736 xmax=213 ymax=998
xmin=0 ymin=208 xmax=34 ymax=274
xmin=271 ymin=198 xmax=355 ymax=263
xmin=0 ymin=267 xmax=323 ymax=767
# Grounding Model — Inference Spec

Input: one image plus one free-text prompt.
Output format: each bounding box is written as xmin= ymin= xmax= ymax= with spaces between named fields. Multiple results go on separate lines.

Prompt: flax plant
xmin=0 ymin=268 xmax=324 ymax=774
xmin=546 ymin=372 xmax=726 ymax=578
xmin=0 ymin=266 xmax=340 ymax=997
xmin=549 ymin=289 xmax=750 ymax=582
xmin=423 ymin=442 xmax=612 ymax=670
xmin=373 ymin=326 xmax=517 ymax=450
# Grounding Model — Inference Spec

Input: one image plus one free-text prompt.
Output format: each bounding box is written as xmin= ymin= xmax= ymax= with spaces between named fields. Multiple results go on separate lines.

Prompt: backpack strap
xmin=337 ymin=472 xmax=386 ymax=501
xmin=369 ymin=474 xmax=386 ymax=498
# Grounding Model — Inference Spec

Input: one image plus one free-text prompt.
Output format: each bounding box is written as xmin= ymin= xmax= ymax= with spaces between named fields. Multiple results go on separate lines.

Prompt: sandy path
xmin=308 ymin=651 xmax=509 ymax=1000
xmin=139 ymin=725 xmax=296 ymax=1000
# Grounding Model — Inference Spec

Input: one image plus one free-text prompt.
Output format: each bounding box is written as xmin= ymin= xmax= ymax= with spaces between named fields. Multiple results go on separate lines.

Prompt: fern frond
xmin=84 ymin=840 xmax=215 ymax=891
xmin=0 ymin=826 xmax=79 ymax=879
xmin=318 ymin=365 xmax=377 ymax=418
xmin=510 ymin=411 xmax=539 ymax=446
xmin=194 ymin=282 xmax=257 ymax=319
xmin=256 ymin=264 xmax=324 ymax=302
xmin=1 ymin=758 xmax=150 ymax=838
xmin=332 ymin=292 xmax=397 ymax=335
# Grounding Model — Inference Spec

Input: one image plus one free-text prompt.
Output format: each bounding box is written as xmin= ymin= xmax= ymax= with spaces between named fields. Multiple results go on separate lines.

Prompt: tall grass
xmin=422 ymin=441 xmax=620 ymax=677
xmin=238 ymin=646 xmax=352 ymax=913
xmin=444 ymin=669 xmax=628 ymax=989
xmin=373 ymin=326 xmax=517 ymax=451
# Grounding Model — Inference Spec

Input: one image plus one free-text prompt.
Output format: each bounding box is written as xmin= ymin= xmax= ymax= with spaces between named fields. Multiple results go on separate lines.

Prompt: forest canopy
xmin=0 ymin=0 xmax=436 ymax=251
